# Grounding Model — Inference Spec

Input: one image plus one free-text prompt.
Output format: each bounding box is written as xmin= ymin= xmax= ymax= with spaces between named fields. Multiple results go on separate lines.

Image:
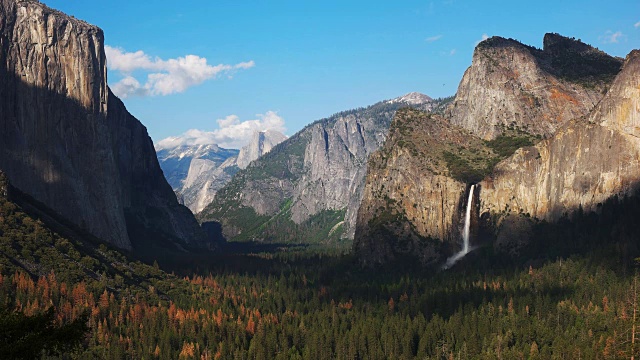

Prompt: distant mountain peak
xmin=387 ymin=92 xmax=433 ymax=105
xmin=156 ymin=128 xmax=287 ymax=213
xmin=236 ymin=130 xmax=287 ymax=169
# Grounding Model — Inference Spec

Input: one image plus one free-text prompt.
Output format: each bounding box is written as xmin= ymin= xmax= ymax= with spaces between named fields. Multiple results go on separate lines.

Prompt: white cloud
xmin=475 ymin=33 xmax=489 ymax=46
xmin=110 ymin=76 xmax=150 ymax=98
xmin=425 ymin=35 xmax=443 ymax=43
xmin=105 ymin=46 xmax=255 ymax=98
xmin=634 ymin=21 xmax=640 ymax=28
xmin=216 ymin=115 xmax=240 ymax=128
xmin=212 ymin=111 xmax=286 ymax=148
xmin=599 ymin=30 xmax=624 ymax=44
xmin=105 ymin=47 xmax=154 ymax=72
xmin=449 ymin=49 xmax=456 ymax=56
xmin=155 ymin=111 xmax=286 ymax=150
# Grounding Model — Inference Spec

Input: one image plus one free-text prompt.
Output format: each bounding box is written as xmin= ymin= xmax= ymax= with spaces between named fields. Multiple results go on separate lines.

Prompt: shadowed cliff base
xmin=2 ymin=170 xmax=217 ymax=271
xmin=356 ymin=184 xmax=640 ymax=271
xmin=484 ymin=188 xmax=640 ymax=265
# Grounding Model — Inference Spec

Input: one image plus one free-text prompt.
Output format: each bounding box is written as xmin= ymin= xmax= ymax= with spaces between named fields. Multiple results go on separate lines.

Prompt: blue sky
xmin=44 ymin=0 xmax=639 ymax=148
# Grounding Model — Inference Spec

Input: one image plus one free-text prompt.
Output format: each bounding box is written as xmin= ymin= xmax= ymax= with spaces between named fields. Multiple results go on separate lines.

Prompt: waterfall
xmin=444 ymin=184 xmax=475 ymax=269
xmin=462 ymin=184 xmax=475 ymax=253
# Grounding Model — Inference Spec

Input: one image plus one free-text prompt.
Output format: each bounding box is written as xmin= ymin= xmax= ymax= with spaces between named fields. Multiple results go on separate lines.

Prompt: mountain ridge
xmin=157 ymin=129 xmax=287 ymax=213
xmin=199 ymin=93 xmax=438 ymax=243
xmin=446 ymin=33 xmax=622 ymax=140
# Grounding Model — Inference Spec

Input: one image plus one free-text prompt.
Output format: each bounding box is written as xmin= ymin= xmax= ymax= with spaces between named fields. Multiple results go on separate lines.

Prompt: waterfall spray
xmin=444 ymin=184 xmax=475 ymax=269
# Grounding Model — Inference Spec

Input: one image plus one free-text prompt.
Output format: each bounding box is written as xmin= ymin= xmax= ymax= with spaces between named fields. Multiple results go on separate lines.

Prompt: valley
xmin=1 ymin=0 xmax=639 ymax=358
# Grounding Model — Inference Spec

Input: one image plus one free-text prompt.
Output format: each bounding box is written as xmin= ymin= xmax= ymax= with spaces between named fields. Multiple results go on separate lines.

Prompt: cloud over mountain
xmin=155 ymin=111 xmax=286 ymax=150
xmin=105 ymin=46 xmax=254 ymax=98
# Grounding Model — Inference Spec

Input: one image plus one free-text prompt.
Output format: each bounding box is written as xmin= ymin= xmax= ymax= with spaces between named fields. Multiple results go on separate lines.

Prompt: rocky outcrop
xmin=480 ymin=50 xmax=640 ymax=230
xmin=236 ymin=130 xmax=287 ymax=169
xmin=387 ymin=92 xmax=433 ymax=105
xmin=200 ymin=95 xmax=437 ymax=242
xmin=446 ymin=34 xmax=622 ymax=140
xmin=290 ymin=109 xmax=391 ymax=237
xmin=0 ymin=0 xmax=206 ymax=250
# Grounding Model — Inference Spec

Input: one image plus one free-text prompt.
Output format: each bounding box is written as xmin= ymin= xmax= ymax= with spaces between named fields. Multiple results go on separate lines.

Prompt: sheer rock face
xmin=201 ymin=107 xmax=394 ymax=240
xmin=290 ymin=112 xmax=389 ymax=237
xmin=236 ymin=130 xmax=287 ymax=170
xmin=446 ymin=34 xmax=622 ymax=140
xmin=157 ymin=144 xmax=239 ymax=214
xmin=480 ymin=51 xmax=640 ymax=224
xmin=179 ymin=156 xmax=239 ymax=213
xmin=369 ymin=50 xmax=640 ymax=257
xmin=0 ymin=0 xmax=206 ymax=249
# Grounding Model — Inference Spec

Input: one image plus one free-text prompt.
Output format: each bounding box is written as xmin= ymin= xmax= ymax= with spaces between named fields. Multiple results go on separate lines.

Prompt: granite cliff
xmin=446 ymin=34 xmax=622 ymax=140
xmin=480 ymin=50 xmax=640 ymax=250
xmin=177 ymin=156 xmax=239 ymax=214
xmin=354 ymin=34 xmax=628 ymax=265
xmin=354 ymin=109 xmax=480 ymax=265
xmin=199 ymin=95 xmax=437 ymax=243
xmin=236 ymin=130 xmax=288 ymax=170
xmin=0 ymin=0 xmax=206 ymax=250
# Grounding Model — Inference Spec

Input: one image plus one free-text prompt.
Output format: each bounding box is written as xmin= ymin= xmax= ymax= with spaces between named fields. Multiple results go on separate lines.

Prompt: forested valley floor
xmin=1 ymin=190 xmax=640 ymax=359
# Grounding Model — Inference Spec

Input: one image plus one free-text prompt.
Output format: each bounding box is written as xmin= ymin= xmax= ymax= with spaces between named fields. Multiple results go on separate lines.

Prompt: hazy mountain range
xmin=156 ymin=130 xmax=287 ymax=213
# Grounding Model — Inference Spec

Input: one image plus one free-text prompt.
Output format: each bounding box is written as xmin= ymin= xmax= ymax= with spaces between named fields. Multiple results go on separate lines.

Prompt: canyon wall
xmin=0 ymin=0 xmax=205 ymax=250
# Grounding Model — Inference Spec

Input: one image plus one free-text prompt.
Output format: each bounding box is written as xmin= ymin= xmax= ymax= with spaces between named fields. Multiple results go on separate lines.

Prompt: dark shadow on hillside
xmin=477 ymin=34 xmax=623 ymax=87
xmin=3 ymin=184 xmax=165 ymax=292
xmin=201 ymin=221 xmax=226 ymax=245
